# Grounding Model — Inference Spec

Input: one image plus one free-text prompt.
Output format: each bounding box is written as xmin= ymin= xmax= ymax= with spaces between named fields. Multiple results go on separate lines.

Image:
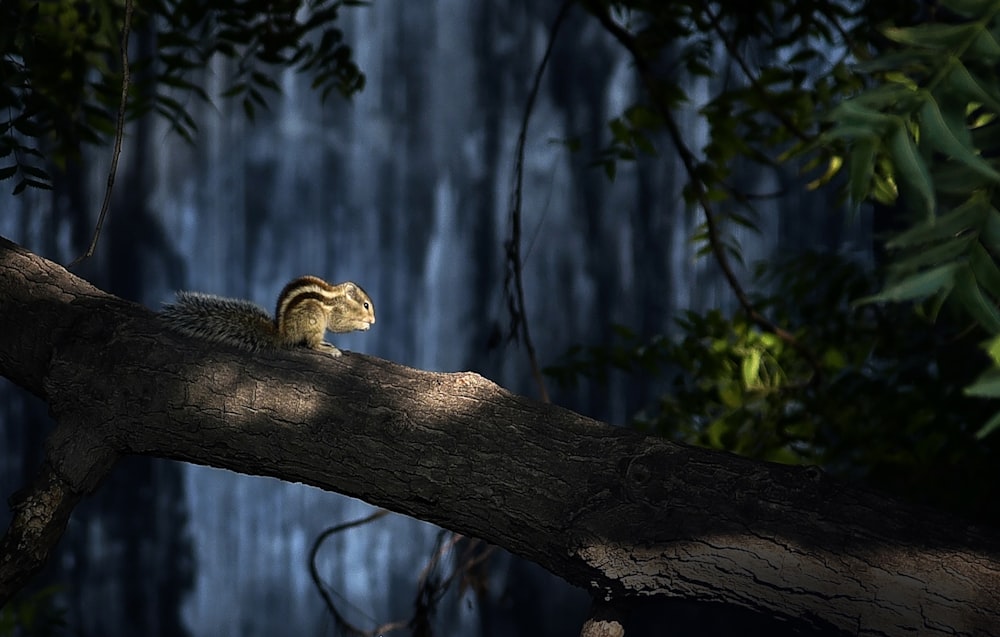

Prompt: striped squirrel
xmin=160 ymin=275 xmax=375 ymax=356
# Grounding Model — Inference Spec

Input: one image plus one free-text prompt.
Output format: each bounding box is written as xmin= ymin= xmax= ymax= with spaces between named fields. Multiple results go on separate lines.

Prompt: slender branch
xmin=442 ymin=537 xmax=494 ymax=590
xmin=416 ymin=531 xmax=463 ymax=587
xmin=506 ymin=0 xmax=574 ymax=403
xmin=415 ymin=532 xmax=493 ymax=597
xmin=308 ymin=509 xmax=400 ymax=637
xmin=69 ymin=0 xmax=133 ymax=268
xmin=588 ymin=5 xmax=823 ymax=378
xmin=308 ymin=516 xmax=492 ymax=637
xmin=829 ymin=13 xmax=871 ymax=62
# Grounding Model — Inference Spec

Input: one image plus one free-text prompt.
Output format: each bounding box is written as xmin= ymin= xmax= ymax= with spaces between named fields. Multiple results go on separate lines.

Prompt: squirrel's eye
xmin=364 ymin=302 xmax=370 ymax=309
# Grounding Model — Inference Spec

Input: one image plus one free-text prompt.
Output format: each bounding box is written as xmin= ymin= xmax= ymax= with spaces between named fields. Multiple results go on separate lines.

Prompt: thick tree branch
xmin=0 ymin=236 xmax=998 ymax=635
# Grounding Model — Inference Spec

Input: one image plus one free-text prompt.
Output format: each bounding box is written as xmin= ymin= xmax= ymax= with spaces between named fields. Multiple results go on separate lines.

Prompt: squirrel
xmin=159 ymin=275 xmax=375 ymax=357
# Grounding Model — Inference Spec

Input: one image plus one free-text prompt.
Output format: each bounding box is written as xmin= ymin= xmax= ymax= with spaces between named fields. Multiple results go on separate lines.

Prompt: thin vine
xmin=69 ymin=0 xmax=134 ymax=268
xmin=505 ymin=0 xmax=575 ymax=403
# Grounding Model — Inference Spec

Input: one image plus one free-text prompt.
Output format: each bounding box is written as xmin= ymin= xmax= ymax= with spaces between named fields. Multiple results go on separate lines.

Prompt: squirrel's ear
xmin=342 ymin=282 xmax=358 ymax=293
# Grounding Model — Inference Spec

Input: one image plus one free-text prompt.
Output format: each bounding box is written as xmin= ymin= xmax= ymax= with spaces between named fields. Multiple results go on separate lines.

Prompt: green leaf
xmin=856 ymin=262 xmax=959 ymax=305
xmin=971 ymin=242 xmax=1000 ymax=299
xmin=603 ymin=159 xmax=616 ymax=181
xmin=820 ymin=124 xmax=889 ymax=143
xmin=887 ymin=120 xmax=935 ymax=220
xmin=718 ymin=382 xmax=743 ymax=409
xmin=848 ymin=137 xmax=876 ymax=204
xmin=742 ymin=349 xmax=762 ymax=388
xmin=887 ymin=195 xmax=986 ymax=248
xmin=822 ymin=348 xmax=848 ymax=370
xmin=221 ymin=82 xmax=247 ymax=98
xmin=982 ymin=333 xmax=1000 ymax=366
xmin=953 ymin=265 xmax=1000 ymax=333
xmin=932 ymin=161 xmax=997 ymax=195
xmin=855 ymin=83 xmax=919 ymax=110
xmin=872 ymin=173 xmax=898 ymax=204
xmin=882 ymin=23 xmax=976 ymax=49
xmin=940 ymin=0 xmax=999 ymax=18
xmin=975 ymin=410 xmax=1000 ymax=439
xmin=919 ymin=96 xmax=1000 ymax=182
xmin=19 ymin=164 xmax=50 ymax=180
xmin=970 ymin=28 xmax=1000 ymax=61
xmin=23 ymin=178 xmax=52 ymax=190
xmin=983 ymin=207 xmax=1000 ymax=250
xmin=889 ymin=235 xmax=973 ymax=272
xmin=946 ymin=60 xmax=1000 ymax=113
xmin=854 ymin=50 xmax=937 ymax=73
xmin=965 ymin=366 xmax=1000 ymax=397
xmin=830 ymin=99 xmax=896 ymax=130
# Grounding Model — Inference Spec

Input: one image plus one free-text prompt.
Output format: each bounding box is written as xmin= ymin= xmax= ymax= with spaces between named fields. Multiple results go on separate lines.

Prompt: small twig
xmin=829 ymin=13 xmax=871 ymax=63
xmin=589 ymin=5 xmax=823 ymax=379
xmin=451 ymin=537 xmax=495 ymax=580
xmin=308 ymin=517 xmax=494 ymax=637
xmin=416 ymin=531 xmax=463 ymax=586
xmin=702 ymin=5 xmax=814 ymax=146
xmin=308 ymin=509 xmax=396 ymax=637
xmin=421 ymin=533 xmax=494 ymax=595
xmin=69 ymin=0 xmax=133 ymax=268
xmin=506 ymin=0 xmax=573 ymax=403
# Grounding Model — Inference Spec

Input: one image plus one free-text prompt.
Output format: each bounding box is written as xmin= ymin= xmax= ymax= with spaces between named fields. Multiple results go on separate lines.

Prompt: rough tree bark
xmin=0 ymin=236 xmax=998 ymax=636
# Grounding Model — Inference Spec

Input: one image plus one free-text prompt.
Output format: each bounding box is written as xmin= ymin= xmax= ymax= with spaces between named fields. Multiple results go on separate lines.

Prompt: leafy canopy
xmin=0 ymin=0 xmax=365 ymax=194
xmin=815 ymin=0 xmax=1000 ymax=436
xmin=543 ymin=0 xmax=1000 ymax=519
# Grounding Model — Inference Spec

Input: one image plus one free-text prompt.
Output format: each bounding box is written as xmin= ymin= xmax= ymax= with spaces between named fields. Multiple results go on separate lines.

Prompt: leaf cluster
xmin=0 ymin=0 xmax=366 ymax=193
xmin=1 ymin=0 xmax=121 ymax=193
xmin=151 ymin=0 xmax=365 ymax=128
xmin=574 ymin=1 xmax=1000 ymax=440
xmin=546 ymin=252 xmax=1000 ymax=520
xmin=815 ymin=0 xmax=1000 ymax=434
xmin=583 ymin=0 xmax=876 ymax=202
xmin=576 ymin=0 xmax=895 ymax=300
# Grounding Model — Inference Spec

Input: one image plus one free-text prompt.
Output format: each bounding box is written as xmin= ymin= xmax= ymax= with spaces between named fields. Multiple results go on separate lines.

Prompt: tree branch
xmin=1 ymin=236 xmax=998 ymax=635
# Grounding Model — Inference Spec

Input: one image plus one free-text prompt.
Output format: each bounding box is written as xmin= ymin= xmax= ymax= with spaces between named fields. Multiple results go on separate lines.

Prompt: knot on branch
xmin=623 ymin=449 xmax=674 ymax=505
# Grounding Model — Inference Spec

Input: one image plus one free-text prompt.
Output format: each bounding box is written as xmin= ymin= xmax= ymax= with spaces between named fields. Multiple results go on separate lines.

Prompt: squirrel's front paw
xmin=316 ymin=342 xmax=343 ymax=357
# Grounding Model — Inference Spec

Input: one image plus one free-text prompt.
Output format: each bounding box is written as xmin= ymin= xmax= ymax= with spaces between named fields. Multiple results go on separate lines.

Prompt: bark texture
xmin=1 ymin=236 xmax=998 ymax=635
